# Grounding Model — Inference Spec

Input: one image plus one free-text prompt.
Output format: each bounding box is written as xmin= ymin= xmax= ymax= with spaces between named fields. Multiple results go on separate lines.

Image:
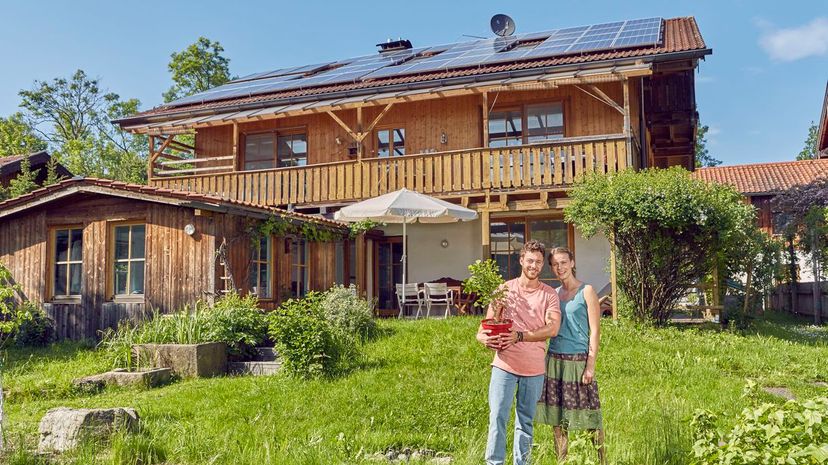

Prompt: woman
xmin=536 ymin=247 xmax=605 ymax=463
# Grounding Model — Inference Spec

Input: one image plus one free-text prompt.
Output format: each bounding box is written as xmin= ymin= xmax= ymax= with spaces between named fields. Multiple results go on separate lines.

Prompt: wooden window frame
xmin=108 ymin=221 xmax=147 ymax=301
xmin=48 ymin=225 xmax=84 ymax=302
xmin=488 ymin=216 xmax=574 ymax=285
xmin=250 ymin=236 xmax=274 ymax=301
xmin=489 ymin=98 xmax=568 ymax=147
xmin=290 ymin=238 xmax=310 ymax=298
xmin=374 ymin=126 xmax=406 ymax=158
xmin=241 ymin=126 xmax=308 ymax=171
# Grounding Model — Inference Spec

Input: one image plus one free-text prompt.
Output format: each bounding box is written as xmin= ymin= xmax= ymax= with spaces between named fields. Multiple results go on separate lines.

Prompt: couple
xmin=476 ymin=240 xmax=604 ymax=465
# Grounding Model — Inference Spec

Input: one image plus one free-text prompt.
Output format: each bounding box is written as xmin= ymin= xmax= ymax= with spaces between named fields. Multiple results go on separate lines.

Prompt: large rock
xmin=133 ymin=342 xmax=226 ymax=377
xmin=72 ymin=368 xmax=172 ymax=392
xmin=38 ymin=407 xmax=139 ymax=453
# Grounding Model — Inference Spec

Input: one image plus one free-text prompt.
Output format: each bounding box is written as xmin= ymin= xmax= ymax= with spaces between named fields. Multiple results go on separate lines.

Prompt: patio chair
xmin=423 ymin=282 xmax=455 ymax=318
xmin=395 ymin=283 xmax=424 ymax=319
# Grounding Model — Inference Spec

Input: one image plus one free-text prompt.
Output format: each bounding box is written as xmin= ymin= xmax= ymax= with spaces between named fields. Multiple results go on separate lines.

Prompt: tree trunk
xmin=743 ymin=265 xmax=753 ymax=315
xmin=0 ymin=371 xmax=4 ymax=451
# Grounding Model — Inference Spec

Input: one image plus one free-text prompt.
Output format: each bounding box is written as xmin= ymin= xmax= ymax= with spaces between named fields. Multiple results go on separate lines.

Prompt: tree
xmin=18 ymin=70 xmax=147 ymax=183
xmin=695 ymin=124 xmax=722 ymax=167
xmin=163 ymin=37 xmax=232 ymax=103
xmin=0 ymin=112 xmax=47 ymax=157
xmin=565 ymin=167 xmax=755 ymax=325
xmin=5 ymin=154 xmax=40 ymax=199
xmin=796 ymin=121 xmax=818 ymax=160
xmin=774 ymin=179 xmax=828 ymax=324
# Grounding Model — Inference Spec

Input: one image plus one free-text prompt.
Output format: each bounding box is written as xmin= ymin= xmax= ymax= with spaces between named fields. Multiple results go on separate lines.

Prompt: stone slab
xmin=38 ymin=407 xmax=138 ymax=453
xmin=228 ymin=361 xmax=282 ymax=376
xmin=72 ymin=368 xmax=172 ymax=391
xmin=133 ymin=342 xmax=226 ymax=378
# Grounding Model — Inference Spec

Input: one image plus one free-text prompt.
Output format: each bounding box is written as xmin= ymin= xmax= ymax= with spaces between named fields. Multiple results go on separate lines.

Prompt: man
xmin=476 ymin=240 xmax=562 ymax=465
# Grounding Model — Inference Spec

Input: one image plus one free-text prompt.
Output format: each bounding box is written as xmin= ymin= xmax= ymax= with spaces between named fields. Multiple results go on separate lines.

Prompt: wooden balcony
xmin=150 ymin=134 xmax=637 ymax=207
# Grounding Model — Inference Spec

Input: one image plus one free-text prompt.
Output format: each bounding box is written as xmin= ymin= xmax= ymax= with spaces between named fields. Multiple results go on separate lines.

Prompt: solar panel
xmin=166 ymin=17 xmax=663 ymax=108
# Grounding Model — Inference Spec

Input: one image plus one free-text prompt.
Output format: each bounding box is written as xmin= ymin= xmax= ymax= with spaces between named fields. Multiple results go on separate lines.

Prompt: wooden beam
xmin=356 ymin=107 xmax=364 ymax=161
xmin=482 ymin=92 xmax=489 ymax=148
xmin=481 ymin=209 xmax=490 ymax=259
xmin=574 ymin=85 xmax=624 ymax=114
xmin=147 ymin=135 xmax=156 ymax=181
xmin=232 ymin=122 xmax=239 ymax=171
xmin=361 ymin=103 xmax=395 ymax=137
xmin=622 ymin=78 xmax=632 ymax=167
xmin=326 ymin=111 xmax=359 ymax=141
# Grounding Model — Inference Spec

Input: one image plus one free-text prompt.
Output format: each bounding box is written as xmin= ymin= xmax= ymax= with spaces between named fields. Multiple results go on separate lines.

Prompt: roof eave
xmin=114 ymin=47 xmax=711 ymax=129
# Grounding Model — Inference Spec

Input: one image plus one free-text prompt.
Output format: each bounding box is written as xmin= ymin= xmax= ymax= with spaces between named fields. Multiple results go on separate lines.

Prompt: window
xmin=244 ymin=133 xmax=276 ymax=170
xmin=277 ymin=133 xmax=308 ymax=167
xmin=376 ymin=128 xmax=405 ymax=157
xmin=249 ymin=237 xmax=272 ymax=298
xmin=243 ymin=130 xmax=307 ymax=170
xmin=52 ymin=227 xmax=83 ymax=298
xmin=526 ymin=103 xmax=564 ymax=143
xmin=488 ymin=102 xmax=564 ymax=147
xmin=335 ymin=240 xmax=358 ymax=286
xmin=490 ymin=218 xmax=570 ymax=286
xmin=488 ymin=110 xmax=523 ymax=148
xmin=290 ymin=238 xmax=309 ymax=297
xmin=113 ymin=224 xmax=145 ymax=296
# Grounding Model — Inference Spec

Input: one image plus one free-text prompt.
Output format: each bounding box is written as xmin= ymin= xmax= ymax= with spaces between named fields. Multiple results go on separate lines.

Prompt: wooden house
xmin=112 ymin=16 xmax=710 ymax=315
xmin=820 ymin=80 xmax=828 ymax=158
xmin=0 ymin=151 xmax=72 ymax=188
xmin=0 ymin=178 xmax=351 ymax=339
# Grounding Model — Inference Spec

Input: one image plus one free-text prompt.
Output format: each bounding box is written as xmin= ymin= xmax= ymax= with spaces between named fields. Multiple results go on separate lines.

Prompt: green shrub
xmin=13 ymin=301 xmax=54 ymax=347
xmin=321 ymin=285 xmax=376 ymax=341
xmin=463 ymin=259 xmax=506 ymax=317
xmin=268 ymin=292 xmax=357 ymax=378
xmin=203 ymin=292 xmax=268 ymax=358
xmin=691 ymin=383 xmax=828 ymax=464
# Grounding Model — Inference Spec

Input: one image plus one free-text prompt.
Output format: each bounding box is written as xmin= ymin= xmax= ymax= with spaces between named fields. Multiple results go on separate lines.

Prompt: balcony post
xmin=232 ymin=122 xmax=239 ymax=171
xmin=356 ymin=107 xmax=363 ymax=161
xmin=623 ymin=78 xmax=632 ymax=169
xmin=481 ymin=209 xmax=490 ymax=259
xmin=147 ymin=135 xmax=155 ymax=181
xmin=482 ymin=92 xmax=489 ymax=148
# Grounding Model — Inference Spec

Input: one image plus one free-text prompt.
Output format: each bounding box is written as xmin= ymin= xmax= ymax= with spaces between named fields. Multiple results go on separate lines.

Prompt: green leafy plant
xmin=463 ymin=259 xmax=507 ymax=321
xmin=321 ymin=285 xmax=376 ymax=341
xmin=203 ymin=292 xmax=268 ymax=358
xmin=566 ymin=167 xmax=756 ymax=325
xmin=348 ymin=219 xmax=381 ymax=238
xmin=691 ymin=383 xmax=828 ymax=464
xmin=12 ymin=301 xmax=53 ymax=348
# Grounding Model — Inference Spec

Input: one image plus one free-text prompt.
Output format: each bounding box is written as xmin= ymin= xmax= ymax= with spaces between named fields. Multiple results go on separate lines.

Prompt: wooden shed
xmin=0 ymin=177 xmax=353 ymax=340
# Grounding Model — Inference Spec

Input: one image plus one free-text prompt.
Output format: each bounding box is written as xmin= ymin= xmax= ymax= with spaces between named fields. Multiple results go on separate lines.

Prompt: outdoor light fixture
xmin=440 ymin=131 xmax=448 ymax=144
xmin=184 ymin=224 xmax=196 ymax=236
xmin=441 ymin=239 xmax=449 ymax=248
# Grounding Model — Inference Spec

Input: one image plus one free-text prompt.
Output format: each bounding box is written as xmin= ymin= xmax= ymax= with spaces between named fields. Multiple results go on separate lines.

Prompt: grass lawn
xmin=2 ymin=312 xmax=827 ymax=464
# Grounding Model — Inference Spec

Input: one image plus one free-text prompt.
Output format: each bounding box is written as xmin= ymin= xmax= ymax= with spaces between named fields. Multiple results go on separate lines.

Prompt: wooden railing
xmin=150 ymin=135 xmax=631 ymax=206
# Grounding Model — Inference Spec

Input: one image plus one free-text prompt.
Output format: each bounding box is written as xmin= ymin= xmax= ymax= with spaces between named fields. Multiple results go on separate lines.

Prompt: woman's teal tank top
xmin=549 ymin=284 xmax=589 ymax=354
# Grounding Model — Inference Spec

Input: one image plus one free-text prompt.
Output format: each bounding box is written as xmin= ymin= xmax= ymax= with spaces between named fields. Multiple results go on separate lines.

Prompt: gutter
xmin=114 ymin=48 xmax=712 ymax=127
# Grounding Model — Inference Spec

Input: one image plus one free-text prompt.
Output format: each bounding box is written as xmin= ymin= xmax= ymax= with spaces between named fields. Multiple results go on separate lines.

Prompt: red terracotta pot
xmin=481 ymin=318 xmax=513 ymax=337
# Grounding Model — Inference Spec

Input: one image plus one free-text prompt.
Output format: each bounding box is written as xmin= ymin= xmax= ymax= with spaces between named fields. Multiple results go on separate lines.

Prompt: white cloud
xmin=707 ymin=126 xmax=722 ymax=136
xmin=697 ymin=75 xmax=716 ymax=83
xmin=759 ymin=17 xmax=828 ymax=61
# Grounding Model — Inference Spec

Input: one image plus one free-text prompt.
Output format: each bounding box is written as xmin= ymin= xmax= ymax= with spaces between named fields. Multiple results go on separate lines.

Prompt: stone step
xmin=252 ymin=347 xmax=278 ymax=361
xmin=228 ymin=361 xmax=282 ymax=376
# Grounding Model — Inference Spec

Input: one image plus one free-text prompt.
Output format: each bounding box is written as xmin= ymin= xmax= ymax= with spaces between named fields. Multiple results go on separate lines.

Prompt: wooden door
xmin=375 ymin=237 xmax=404 ymax=316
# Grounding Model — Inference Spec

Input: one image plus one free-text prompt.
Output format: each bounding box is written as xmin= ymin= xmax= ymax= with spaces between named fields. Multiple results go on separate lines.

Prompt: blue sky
xmin=0 ymin=0 xmax=826 ymax=165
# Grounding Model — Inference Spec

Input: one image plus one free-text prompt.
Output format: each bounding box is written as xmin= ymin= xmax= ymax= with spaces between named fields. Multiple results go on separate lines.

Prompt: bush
xmin=321 ymin=285 xmax=376 ymax=341
xmin=203 ymin=292 xmax=268 ymax=358
xmin=13 ymin=301 xmax=54 ymax=347
xmin=268 ymin=292 xmax=358 ymax=378
xmin=691 ymin=382 xmax=828 ymax=464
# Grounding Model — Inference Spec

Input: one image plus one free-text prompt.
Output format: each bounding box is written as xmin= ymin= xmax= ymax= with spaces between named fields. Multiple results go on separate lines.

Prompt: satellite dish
xmin=491 ymin=14 xmax=516 ymax=37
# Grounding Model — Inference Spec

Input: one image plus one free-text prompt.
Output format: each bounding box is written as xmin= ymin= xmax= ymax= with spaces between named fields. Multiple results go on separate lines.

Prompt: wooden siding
xmin=0 ymin=193 xmax=348 ymax=339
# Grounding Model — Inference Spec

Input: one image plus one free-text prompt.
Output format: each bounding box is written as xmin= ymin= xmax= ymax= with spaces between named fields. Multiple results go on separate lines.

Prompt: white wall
xmin=573 ymin=231 xmax=611 ymax=293
xmin=381 ymin=220 xmax=482 ymax=283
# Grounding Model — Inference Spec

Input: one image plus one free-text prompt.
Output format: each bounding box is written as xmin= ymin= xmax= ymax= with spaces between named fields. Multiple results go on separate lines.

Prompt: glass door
xmin=375 ymin=237 xmax=404 ymax=314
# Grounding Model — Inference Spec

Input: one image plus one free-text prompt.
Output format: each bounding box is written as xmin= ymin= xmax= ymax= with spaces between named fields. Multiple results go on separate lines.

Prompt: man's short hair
xmin=520 ymin=239 xmax=546 ymax=259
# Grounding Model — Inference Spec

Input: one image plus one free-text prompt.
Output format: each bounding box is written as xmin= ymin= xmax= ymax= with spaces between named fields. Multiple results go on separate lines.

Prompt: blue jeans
xmin=485 ymin=367 xmax=545 ymax=465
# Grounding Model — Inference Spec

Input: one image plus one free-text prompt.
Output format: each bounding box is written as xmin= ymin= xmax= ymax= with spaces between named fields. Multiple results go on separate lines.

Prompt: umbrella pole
xmin=402 ymin=220 xmax=407 ymax=318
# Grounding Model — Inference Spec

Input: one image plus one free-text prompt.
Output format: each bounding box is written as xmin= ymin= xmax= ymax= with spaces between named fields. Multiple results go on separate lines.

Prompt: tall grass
xmin=98 ymin=305 xmax=211 ymax=370
xmin=2 ymin=313 xmax=827 ymax=464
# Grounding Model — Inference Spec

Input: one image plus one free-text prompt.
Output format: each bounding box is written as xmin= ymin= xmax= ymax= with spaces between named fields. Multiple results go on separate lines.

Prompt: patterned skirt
xmin=535 ymin=352 xmax=603 ymax=430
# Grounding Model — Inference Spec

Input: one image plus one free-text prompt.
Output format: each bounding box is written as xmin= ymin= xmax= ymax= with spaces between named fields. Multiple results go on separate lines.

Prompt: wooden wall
xmin=194 ymin=80 xmax=641 ymax=167
xmin=0 ymin=193 xmax=347 ymax=339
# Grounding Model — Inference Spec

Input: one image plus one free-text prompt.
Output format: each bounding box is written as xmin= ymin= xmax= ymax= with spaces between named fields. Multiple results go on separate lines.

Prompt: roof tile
xmin=693 ymin=159 xmax=828 ymax=195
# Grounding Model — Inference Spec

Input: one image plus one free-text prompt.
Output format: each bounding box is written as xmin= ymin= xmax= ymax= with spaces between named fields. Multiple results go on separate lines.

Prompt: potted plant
xmin=463 ymin=259 xmax=511 ymax=336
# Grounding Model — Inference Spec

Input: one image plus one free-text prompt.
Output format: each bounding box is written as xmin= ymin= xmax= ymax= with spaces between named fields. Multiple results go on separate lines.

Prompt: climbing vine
xmin=249 ymin=215 xmax=345 ymax=247
xmin=348 ymin=219 xmax=382 ymax=238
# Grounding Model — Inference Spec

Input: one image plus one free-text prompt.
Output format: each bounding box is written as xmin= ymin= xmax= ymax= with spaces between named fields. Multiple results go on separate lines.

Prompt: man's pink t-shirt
xmin=491 ymin=278 xmax=561 ymax=377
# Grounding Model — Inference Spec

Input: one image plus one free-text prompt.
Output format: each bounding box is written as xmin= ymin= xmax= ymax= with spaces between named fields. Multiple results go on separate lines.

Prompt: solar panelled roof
xmin=166 ymin=17 xmax=664 ymax=109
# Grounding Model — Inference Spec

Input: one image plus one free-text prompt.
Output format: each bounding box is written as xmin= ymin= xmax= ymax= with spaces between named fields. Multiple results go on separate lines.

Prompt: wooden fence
xmin=772 ymin=282 xmax=828 ymax=319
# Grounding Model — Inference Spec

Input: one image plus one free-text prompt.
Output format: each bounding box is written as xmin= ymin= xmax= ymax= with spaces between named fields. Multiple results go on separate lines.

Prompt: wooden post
xmin=147 ymin=135 xmax=155 ymax=181
xmin=481 ymin=209 xmax=490 ymax=259
xmin=610 ymin=235 xmax=618 ymax=320
xmin=356 ymin=233 xmax=367 ymax=296
xmin=356 ymin=107 xmax=364 ymax=161
xmin=622 ymin=78 xmax=632 ymax=169
xmin=482 ymin=92 xmax=490 ymax=148
xmin=812 ymin=235 xmax=822 ymax=325
xmin=232 ymin=122 xmax=240 ymax=171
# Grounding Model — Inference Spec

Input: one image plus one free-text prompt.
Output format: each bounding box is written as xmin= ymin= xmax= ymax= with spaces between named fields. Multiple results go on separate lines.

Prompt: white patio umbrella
xmin=334 ymin=188 xmax=478 ymax=315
